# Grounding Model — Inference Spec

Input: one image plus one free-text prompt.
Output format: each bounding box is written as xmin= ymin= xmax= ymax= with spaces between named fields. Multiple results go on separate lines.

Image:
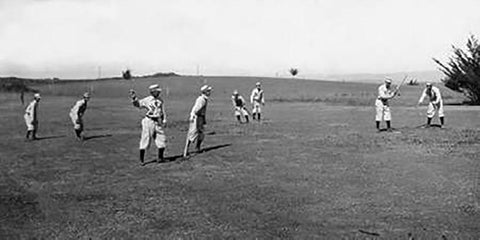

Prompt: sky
xmin=0 ymin=0 xmax=479 ymax=79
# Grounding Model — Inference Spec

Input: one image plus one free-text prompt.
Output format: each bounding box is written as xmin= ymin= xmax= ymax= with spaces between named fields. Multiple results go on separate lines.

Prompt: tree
xmin=433 ymin=35 xmax=480 ymax=104
xmin=122 ymin=69 xmax=132 ymax=80
xmin=289 ymin=68 xmax=298 ymax=77
xmin=407 ymin=77 xmax=419 ymax=86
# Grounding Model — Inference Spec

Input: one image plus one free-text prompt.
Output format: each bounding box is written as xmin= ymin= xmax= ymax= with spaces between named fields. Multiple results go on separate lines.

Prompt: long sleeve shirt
xmin=377 ymin=84 xmax=395 ymax=101
xmin=418 ymin=86 xmax=442 ymax=104
xmin=133 ymin=96 xmax=166 ymax=120
xmin=70 ymin=99 xmax=88 ymax=118
xmin=190 ymin=94 xmax=208 ymax=119
xmin=250 ymin=88 xmax=264 ymax=104
xmin=25 ymin=100 xmax=38 ymax=120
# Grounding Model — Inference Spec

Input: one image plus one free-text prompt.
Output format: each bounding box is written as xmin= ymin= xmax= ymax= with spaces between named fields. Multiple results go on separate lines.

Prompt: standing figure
xmin=232 ymin=90 xmax=249 ymax=123
xmin=250 ymin=82 xmax=265 ymax=121
xmin=130 ymin=84 xmax=167 ymax=165
xmin=69 ymin=92 xmax=90 ymax=140
xmin=183 ymin=85 xmax=212 ymax=157
xmin=417 ymin=82 xmax=444 ymax=128
xmin=375 ymin=77 xmax=398 ymax=131
xmin=24 ymin=93 xmax=41 ymax=140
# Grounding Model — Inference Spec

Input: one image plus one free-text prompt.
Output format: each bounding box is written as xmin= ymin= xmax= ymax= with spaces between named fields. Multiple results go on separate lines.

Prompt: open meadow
xmin=1 ymin=76 xmax=480 ymax=239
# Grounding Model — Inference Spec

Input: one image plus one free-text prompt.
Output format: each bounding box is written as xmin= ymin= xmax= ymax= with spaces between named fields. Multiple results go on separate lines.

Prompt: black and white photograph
xmin=1 ymin=0 xmax=479 ymax=238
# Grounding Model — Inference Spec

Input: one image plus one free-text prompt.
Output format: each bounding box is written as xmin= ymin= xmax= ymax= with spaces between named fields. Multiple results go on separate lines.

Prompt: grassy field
xmin=1 ymin=76 xmax=479 ymax=239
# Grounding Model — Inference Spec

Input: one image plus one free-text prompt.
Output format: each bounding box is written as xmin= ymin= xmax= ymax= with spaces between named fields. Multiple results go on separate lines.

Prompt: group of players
xmin=22 ymin=82 xmax=265 ymax=166
xmin=375 ymin=77 xmax=445 ymax=131
xmin=231 ymin=82 xmax=265 ymax=124
xmin=22 ymin=77 xmax=444 ymax=165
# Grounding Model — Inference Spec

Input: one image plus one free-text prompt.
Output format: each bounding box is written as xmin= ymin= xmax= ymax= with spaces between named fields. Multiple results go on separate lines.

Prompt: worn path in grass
xmin=1 ymin=77 xmax=479 ymax=238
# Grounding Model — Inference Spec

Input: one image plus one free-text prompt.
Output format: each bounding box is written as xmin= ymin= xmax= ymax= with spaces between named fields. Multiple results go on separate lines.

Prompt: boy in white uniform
xmin=375 ymin=77 xmax=398 ymax=131
xmin=232 ymin=90 xmax=249 ymax=123
xmin=69 ymin=92 xmax=90 ymax=140
xmin=130 ymin=84 xmax=167 ymax=165
xmin=24 ymin=93 xmax=41 ymax=140
xmin=250 ymin=82 xmax=265 ymax=121
xmin=417 ymin=82 xmax=445 ymax=127
xmin=183 ymin=85 xmax=212 ymax=157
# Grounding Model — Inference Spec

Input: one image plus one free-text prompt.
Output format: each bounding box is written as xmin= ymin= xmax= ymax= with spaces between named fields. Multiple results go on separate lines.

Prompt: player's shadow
xmin=83 ymin=134 xmax=113 ymax=141
xmin=36 ymin=135 xmax=66 ymax=140
xmin=198 ymin=143 xmax=232 ymax=153
xmin=412 ymin=123 xmax=443 ymax=129
xmin=143 ymin=143 xmax=233 ymax=165
xmin=377 ymin=128 xmax=398 ymax=132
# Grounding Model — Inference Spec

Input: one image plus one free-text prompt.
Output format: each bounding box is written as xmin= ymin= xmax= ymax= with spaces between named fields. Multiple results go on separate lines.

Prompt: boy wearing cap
xmin=250 ymin=82 xmax=265 ymax=121
xmin=232 ymin=90 xmax=249 ymax=123
xmin=24 ymin=93 xmax=41 ymax=140
xmin=69 ymin=92 xmax=90 ymax=140
xmin=184 ymin=85 xmax=212 ymax=157
xmin=130 ymin=84 xmax=167 ymax=165
xmin=375 ymin=77 xmax=398 ymax=131
xmin=417 ymin=82 xmax=444 ymax=127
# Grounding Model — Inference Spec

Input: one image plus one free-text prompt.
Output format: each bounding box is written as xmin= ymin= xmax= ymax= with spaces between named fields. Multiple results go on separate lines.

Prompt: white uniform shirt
xmin=138 ymin=96 xmax=165 ymax=119
xmin=25 ymin=100 xmax=38 ymax=119
xmin=419 ymin=86 xmax=442 ymax=104
xmin=190 ymin=95 xmax=208 ymax=118
xmin=70 ymin=99 xmax=87 ymax=117
xmin=250 ymin=88 xmax=264 ymax=104
xmin=377 ymin=84 xmax=395 ymax=102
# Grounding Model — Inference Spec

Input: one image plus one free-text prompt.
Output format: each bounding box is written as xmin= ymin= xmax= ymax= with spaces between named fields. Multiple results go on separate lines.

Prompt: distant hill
xmin=138 ymin=72 xmax=180 ymax=78
xmin=308 ymin=70 xmax=444 ymax=84
xmin=0 ymin=72 xmax=181 ymax=92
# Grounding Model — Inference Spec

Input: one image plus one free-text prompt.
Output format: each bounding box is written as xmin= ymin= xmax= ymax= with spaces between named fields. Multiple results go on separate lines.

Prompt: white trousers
xmin=187 ymin=116 xmax=205 ymax=142
xmin=427 ymin=101 xmax=444 ymax=118
xmin=252 ymin=102 xmax=262 ymax=114
xmin=24 ymin=114 xmax=37 ymax=131
xmin=234 ymin=106 xmax=249 ymax=117
xmin=140 ymin=117 xmax=166 ymax=150
xmin=375 ymin=99 xmax=391 ymax=121
xmin=69 ymin=113 xmax=83 ymax=130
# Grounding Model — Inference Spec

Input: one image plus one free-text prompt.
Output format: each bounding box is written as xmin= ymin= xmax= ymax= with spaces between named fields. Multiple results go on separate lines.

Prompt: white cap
xmin=385 ymin=77 xmax=392 ymax=83
xmin=149 ymin=84 xmax=161 ymax=92
xmin=200 ymin=85 xmax=213 ymax=92
xmin=233 ymin=90 xmax=239 ymax=95
xmin=426 ymin=82 xmax=432 ymax=86
xmin=83 ymin=92 xmax=90 ymax=98
xmin=34 ymin=93 xmax=41 ymax=99
xmin=256 ymin=82 xmax=261 ymax=86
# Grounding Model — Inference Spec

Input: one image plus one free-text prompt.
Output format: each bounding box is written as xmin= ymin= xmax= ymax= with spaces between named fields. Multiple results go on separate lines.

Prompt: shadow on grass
xmin=396 ymin=123 xmax=444 ymax=130
xmin=199 ymin=143 xmax=232 ymax=153
xmin=36 ymin=135 xmax=66 ymax=140
xmin=377 ymin=128 xmax=400 ymax=132
xmin=143 ymin=143 xmax=233 ymax=166
xmin=83 ymin=134 xmax=113 ymax=141
xmin=444 ymin=102 xmax=465 ymax=106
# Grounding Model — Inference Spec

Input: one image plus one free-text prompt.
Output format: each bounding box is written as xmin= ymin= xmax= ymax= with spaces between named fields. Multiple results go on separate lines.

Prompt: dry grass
xmin=0 ymin=77 xmax=479 ymax=239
